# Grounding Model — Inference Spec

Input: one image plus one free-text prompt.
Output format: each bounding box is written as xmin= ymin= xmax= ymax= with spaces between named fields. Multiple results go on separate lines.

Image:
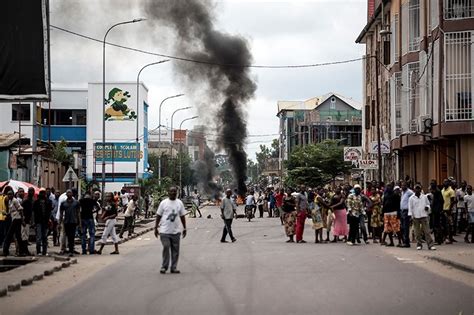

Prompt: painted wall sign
xmin=104 ymin=88 xmax=137 ymax=121
xmin=94 ymin=143 xmax=142 ymax=162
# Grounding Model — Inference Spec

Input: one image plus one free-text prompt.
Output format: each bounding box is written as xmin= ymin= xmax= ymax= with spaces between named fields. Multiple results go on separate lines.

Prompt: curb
xmin=1 ymin=257 xmax=76 ymax=298
xmin=426 ymin=256 xmax=474 ymax=274
xmin=1 ymin=225 xmax=153 ymax=298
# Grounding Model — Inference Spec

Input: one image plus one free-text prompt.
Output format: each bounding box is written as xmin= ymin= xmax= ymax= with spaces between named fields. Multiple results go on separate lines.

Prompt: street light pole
xmin=178 ymin=116 xmax=198 ymax=196
xmin=135 ymin=59 xmax=170 ymax=184
xmin=101 ymin=18 xmax=145 ymax=200
xmin=158 ymin=94 xmax=184 ymax=186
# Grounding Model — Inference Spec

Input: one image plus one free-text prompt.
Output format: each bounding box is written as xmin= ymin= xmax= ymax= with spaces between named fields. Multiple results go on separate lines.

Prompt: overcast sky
xmin=50 ymin=0 xmax=367 ymax=161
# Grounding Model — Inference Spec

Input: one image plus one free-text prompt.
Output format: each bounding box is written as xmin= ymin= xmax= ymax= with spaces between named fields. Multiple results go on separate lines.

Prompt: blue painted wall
xmin=41 ymin=126 xmax=86 ymax=142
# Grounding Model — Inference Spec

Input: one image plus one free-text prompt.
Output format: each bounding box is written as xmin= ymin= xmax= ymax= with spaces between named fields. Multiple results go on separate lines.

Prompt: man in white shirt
xmin=464 ymin=185 xmax=473 ymax=243
xmin=120 ymin=195 xmax=137 ymax=238
xmin=154 ymin=186 xmax=187 ymax=274
xmin=119 ymin=190 xmax=129 ymax=212
xmin=408 ymin=184 xmax=436 ymax=250
xmin=221 ymin=189 xmax=237 ymax=243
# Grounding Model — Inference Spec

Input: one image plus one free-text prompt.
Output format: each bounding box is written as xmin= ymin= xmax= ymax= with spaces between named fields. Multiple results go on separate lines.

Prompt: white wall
xmin=0 ymin=103 xmax=34 ymax=142
xmin=86 ymin=82 xmax=148 ymax=191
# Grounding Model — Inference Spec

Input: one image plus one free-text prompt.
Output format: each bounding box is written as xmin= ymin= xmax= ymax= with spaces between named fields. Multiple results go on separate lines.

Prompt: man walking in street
xmin=59 ymin=190 xmax=81 ymax=257
xmin=400 ymin=181 xmax=414 ymax=248
xmin=191 ymin=189 xmax=202 ymax=218
xmin=154 ymin=186 xmax=187 ymax=274
xmin=220 ymin=189 xmax=237 ymax=243
xmin=408 ymin=184 xmax=436 ymax=251
xmin=120 ymin=194 xmax=137 ymax=239
xmin=79 ymin=193 xmax=96 ymax=255
xmin=32 ymin=189 xmax=52 ymax=256
xmin=295 ymin=185 xmax=309 ymax=243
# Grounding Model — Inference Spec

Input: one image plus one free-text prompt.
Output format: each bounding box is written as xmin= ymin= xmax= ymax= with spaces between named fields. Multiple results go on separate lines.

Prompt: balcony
xmin=316 ymin=110 xmax=362 ymax=124
xmin=445 ymin=107 xmax=473 ymax=121
xmin=444 ymin=0 xmax=473 ymax=19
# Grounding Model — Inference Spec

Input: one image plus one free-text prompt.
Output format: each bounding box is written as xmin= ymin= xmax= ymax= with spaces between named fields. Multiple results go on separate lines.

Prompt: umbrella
xmin=0 ymin=180 xmax=41 ymax=194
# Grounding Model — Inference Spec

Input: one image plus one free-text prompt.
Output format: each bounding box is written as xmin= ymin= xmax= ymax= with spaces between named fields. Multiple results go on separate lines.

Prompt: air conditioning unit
xmin=418 ymin=115 xmax=433 ymax=134
xmin=410 ymin=119 xmax=418 ymax=133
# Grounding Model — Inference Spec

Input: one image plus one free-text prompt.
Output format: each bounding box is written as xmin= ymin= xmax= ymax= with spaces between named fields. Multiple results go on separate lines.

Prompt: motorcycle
xmin=245 ymin=205 xmax=255 ymax=222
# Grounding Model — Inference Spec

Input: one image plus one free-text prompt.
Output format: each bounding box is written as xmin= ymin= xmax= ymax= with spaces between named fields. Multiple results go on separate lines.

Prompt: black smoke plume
xmin=192 ymin=146 xmax=221 ymax=198
xmin=144 ymin=0 xmax=256 ymax=195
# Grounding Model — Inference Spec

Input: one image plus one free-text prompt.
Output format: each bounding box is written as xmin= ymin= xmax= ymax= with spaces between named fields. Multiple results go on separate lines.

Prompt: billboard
xmin=0 ymin=0 xmax=50 ymax=101
xmin=174 ymin=129 xmax=187 ymax=144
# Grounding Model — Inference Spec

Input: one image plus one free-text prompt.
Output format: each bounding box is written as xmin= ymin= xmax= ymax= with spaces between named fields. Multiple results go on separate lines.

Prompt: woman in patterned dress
xmin=369 ymin=188 xmax=383 ymax=243
xmin=282 ymin=188 xmax=297 ymax=243
xmin=312 ymin=190 xmax=330 ymax=243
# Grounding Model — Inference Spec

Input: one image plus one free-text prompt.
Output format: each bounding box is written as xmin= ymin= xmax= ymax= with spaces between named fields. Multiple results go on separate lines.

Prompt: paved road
xmin=28 ymin=206 xmax=473 ymax=315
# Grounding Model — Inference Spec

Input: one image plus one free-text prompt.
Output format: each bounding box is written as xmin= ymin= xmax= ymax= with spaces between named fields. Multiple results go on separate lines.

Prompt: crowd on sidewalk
xmin=0 ymin=184 xmax=152 ymax=258
xmin=245 ymin=178 xmax=474 ymax=249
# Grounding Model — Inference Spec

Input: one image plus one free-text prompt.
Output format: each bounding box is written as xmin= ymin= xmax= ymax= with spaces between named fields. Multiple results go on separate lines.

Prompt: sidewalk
xmin=0 ymin=218 xmax=155 ymax=298
xmin=383 ymin=234 xmax=473 ymax=274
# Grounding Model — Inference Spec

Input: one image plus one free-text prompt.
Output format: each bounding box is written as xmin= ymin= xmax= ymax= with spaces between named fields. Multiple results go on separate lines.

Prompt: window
xmin=444 ymin=0 xmax=473 ymax=19
xmin=391 ymin=14 xmax=399 ymax=63
xmin=445 ymin=31 xmax=472 ymax=121
xmin=11 ymin=104 xmax=31 ymax=121
xmin=72 ymin=110 xmax=86 ymax=125
xmin=330 ymin=97 xmax=336 ymax=109
xmin=408 ymin=62 xmax=420 ymax=122
xmin=56 ymin=110 xmax=73 ymax=125
xmin=409 ymin=0 xmax=420 ymax=51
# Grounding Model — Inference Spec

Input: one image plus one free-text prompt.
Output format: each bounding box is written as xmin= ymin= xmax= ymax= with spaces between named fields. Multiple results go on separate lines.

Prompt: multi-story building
xmin=0 ymin=88 xmax=87 ymax=186
xmin=357 ymin=0 xmax=474 ymax=186
xmin=277 ymin=92 xmax=362 ymax=161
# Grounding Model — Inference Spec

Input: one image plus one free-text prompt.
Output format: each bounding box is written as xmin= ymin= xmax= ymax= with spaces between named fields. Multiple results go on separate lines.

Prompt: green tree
xmin=50 ymin=139 xmax=73 ymax=165
xmin=285 ymin=140 xmax=351 ymax=187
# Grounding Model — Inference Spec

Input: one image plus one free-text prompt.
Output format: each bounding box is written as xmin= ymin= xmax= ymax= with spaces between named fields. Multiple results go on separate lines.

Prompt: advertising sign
xmin=370 ymin=141 xmax=390 ymax=154
xmin=343 ymin=147 xmax=362 ymax=162
xmin=174 ymin=129 xmax=187 ymax=144
xmin=358 ymin=159 xmax=378 ymax=169
xmin=94 ymin=143 xmax=142 ymax=162
xmin=0 ymin=0 xmax=50 ymax=101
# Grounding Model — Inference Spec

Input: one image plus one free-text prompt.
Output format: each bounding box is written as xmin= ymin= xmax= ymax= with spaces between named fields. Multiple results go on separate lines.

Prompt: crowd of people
xmin=244 ymin=178 xmax=474 ymax=249
xmin=0 ymin=184 xmax=152 ymax=258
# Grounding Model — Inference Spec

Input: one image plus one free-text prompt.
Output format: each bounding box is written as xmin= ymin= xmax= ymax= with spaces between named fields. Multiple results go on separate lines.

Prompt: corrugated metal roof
xmin=277 ymin=100 xmax=314 ymax=114
xmin=277 ymin=92 xmax=362 ymax=115
xmin=0 ymin=133 xmax=22 ymax=148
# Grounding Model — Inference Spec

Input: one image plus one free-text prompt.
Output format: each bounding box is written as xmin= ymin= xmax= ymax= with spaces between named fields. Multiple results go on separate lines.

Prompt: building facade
xmin=277 ymin=92 xmax=362 ymax=162
xmin=86 ymin=82 xmax=149 ymax=192
xmin=357 ymin=0 xmax=474 ymax=186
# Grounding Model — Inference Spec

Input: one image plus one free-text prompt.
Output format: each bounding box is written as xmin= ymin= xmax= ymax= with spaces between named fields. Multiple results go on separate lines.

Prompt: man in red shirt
xmin=275 ymin=188 xmax=285 ymax=225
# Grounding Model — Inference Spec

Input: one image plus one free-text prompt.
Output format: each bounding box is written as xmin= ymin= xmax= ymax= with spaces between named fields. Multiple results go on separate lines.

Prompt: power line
xmin=50 ymin=24 xmax=366 ymax=69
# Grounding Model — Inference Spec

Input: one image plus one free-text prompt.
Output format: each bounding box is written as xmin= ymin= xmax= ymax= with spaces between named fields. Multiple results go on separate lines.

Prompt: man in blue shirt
xmin=400 ymin=181 xmax=414 ymax=248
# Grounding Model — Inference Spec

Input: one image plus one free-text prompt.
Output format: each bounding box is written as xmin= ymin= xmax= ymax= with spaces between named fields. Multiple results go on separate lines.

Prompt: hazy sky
xmin=49 ymin=0 xmax=367 ymax=160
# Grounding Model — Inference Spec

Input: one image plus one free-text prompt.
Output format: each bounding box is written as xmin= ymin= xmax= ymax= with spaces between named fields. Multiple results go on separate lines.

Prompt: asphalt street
xmin=27 ymin=206 xmax=473 ymax=315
